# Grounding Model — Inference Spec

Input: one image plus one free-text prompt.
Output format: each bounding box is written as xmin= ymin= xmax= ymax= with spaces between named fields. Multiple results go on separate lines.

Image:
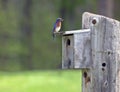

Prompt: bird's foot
xmin=54 ymin=31 xmax=64 ymax=35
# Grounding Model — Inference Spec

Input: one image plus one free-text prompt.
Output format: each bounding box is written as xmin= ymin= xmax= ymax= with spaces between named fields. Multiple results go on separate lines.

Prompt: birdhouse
xmin=58 ymin=12 xmax=120 ymax=92
xmin=62 ymin=29 xmax=91 ymax=69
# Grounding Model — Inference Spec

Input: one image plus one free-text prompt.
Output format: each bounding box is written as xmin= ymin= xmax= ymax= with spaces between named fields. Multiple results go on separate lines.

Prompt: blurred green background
xmin=0 ymin=0 xmax=119 ymax=92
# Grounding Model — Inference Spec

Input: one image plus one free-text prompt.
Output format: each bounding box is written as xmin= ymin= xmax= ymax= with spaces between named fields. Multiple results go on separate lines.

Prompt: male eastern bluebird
xmin=52 ymin=18 xmax=63 ymax=39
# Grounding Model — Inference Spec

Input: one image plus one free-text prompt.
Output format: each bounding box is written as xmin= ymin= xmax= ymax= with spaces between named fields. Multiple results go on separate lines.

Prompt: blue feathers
xmin=52 ymin=18 xmax=63 ymax=40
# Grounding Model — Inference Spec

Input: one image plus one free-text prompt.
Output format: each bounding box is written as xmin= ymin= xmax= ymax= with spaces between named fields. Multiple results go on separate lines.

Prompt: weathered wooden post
xmin=61 ymin=12 xmax=120 ymax=92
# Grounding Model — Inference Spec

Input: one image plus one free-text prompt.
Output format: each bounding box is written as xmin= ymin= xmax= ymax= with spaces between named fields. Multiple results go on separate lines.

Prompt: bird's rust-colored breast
xmin=57 ymin=21 xmax=61 ymax=27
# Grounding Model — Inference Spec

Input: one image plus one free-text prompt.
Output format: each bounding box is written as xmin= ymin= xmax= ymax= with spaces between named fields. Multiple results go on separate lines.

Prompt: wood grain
xmin=82 ymin=12 xmax=120 ymax=92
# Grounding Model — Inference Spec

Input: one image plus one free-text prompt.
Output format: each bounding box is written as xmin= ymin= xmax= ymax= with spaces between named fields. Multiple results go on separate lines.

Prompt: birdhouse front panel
xmin=62 ymin=34 xmax=74 ymax=69
xmin=62 ymin=29 xmax=91 ymax=69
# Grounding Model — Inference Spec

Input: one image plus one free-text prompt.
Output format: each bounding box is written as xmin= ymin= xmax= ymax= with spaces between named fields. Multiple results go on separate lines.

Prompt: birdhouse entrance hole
xmin=66 ymin=39 xmax=70 ymax=46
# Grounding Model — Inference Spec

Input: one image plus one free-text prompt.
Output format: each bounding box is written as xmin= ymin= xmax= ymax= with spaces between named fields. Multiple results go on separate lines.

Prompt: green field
xmin=0 ymin=70 xmax=82 ymax=92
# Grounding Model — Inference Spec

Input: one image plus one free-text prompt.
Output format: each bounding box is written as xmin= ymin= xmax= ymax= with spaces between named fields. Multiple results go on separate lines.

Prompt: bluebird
xmin=52 ymin=18 xmax=63 ymax=39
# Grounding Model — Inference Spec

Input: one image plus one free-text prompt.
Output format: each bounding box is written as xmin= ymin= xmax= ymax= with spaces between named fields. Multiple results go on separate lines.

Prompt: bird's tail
xmin=52 ymin=33 xmax=56 ymax=40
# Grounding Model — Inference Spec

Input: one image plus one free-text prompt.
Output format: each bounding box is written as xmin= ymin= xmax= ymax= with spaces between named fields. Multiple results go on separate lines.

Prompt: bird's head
xmin=56 ymin=18 xmax=64 ymax=22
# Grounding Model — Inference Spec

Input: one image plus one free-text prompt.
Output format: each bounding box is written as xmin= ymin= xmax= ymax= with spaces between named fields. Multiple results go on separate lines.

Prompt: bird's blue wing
xmin=52 ymin=22 xmax=57 ymax=40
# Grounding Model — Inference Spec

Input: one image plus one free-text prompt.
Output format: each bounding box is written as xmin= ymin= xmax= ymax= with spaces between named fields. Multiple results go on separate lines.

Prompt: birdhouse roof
xmin=63 ymin=29 xmax=90 ymax=35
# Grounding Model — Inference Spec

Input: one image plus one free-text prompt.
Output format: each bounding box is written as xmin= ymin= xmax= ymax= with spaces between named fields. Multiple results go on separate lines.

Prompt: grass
xmin=0 ymin=70 xmax=82 ymax=92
